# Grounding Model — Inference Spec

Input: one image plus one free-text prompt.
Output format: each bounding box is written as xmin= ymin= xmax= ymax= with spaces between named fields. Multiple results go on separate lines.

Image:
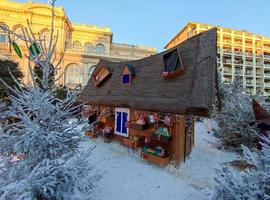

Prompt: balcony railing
xmin=234 ymin=51 xmax=243 ymax=55
xmin=223 ymin=70 xmax=232 ymax=74
xmin=235 ymin=41 xmax=242 ymax=46
xmin=246 ymin=71 xmax=253 ymax=76
xmin=234 ymin=60 xmax=243 ymax=64
xmin=223 ymin=40 xmax=232 ymax=44
xmin=223 ymin=60 xmax=232 ymax=64
xmin=264 ymin=74 xmax=270 ymax=79
xmin=235 ymin=71 xmax=242 ymax=75
xmin=245 ymin=52 xmax=253 ymax=57
xmin=264 ymin=55 xmax=270 ymax=60
xmin=264 ymin=83 xmax=270 ymax=87
xmin=223 ymin=49 xmax=232 ymax=54
xmin=65 ymin=48 xmax=147 ymax=60
xmin=246 ymin=62 xmax=253 ymax=66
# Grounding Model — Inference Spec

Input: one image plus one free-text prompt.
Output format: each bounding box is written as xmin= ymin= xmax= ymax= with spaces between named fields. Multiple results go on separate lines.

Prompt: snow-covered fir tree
xmin=211 ymin=144 xmax=270 ymax=200
xmin=0 ymin=1 xmax=95 ymax=199
xmin=214 ymin=80 xmax=258 ymax=150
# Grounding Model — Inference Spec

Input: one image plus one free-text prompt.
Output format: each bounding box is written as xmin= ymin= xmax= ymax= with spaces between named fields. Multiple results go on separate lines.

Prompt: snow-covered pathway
xmin=82 ymin=120 xmax=236 ymax=200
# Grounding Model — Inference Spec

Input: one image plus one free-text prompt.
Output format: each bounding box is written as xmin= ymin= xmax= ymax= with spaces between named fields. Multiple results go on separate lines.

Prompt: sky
xmin=17 ymin=0 xmax=270 ymax=52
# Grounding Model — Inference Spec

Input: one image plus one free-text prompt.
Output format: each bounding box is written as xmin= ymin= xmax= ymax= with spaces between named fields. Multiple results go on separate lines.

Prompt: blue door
xmin=115 ymin=108 xmax=129 ymax=137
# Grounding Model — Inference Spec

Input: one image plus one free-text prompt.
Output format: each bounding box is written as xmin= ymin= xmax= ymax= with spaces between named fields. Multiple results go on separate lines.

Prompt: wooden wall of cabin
xmin=170 ymin=115 xmax=195 ymax=166
xmin=129 ymin=109 xmax=193 ymax=167
xmin=99 ymin=107 xmax=195 ymax=167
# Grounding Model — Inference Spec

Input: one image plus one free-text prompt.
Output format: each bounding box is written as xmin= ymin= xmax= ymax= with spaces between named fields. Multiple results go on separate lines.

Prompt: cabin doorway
xmin=115 ymin=108 xmax=130 ymax=137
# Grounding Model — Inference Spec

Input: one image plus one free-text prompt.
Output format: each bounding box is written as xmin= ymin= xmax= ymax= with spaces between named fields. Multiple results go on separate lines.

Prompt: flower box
xmin=162 ymin=68 xmax=184 ymax=80
xmin=140 ymin=152 xmax=170 ymax=166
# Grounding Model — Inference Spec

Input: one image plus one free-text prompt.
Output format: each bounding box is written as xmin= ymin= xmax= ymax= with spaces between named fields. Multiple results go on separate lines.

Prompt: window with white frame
xmin=65 ymin=64 xmax=82 ymax=87
xmin=88 ymin=64 xmax=96 ymax=78
xmin=13 ymin=25 xmax=24 ymax=45
xmin=72 ymin=41 xmax=82 ymax=50
xmin=96 ymin=43 xmax=105 ymax=54
xmin=40 ymin=30 xmax=50 ymax=49
xmin=84 ymin=42 xmax=93 ymax=53
xmin=0 ymin=23 xmax=8 ymax=44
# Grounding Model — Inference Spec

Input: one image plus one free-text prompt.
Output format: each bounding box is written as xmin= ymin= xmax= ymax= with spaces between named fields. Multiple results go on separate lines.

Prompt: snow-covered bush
xmin=0 ymin=1 xmax=95 ymax=199
xmin=214 ymin=81 xmax=258 ymax=150
xmin=212 ymin=144 xmax=270 ymax=200
xmin=0 ymin=89 xmax=96 ymax=199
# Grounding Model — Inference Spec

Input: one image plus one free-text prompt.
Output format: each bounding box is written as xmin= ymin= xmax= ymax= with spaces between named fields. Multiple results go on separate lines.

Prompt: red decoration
xmin=161 ymin=71 xmax=169 ymax=77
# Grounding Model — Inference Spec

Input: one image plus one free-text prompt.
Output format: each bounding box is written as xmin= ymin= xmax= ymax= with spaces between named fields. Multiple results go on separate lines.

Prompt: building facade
xmin=0 ymin=0 xmax=156 ymax=89
xmin=165 ymin=21 xmax=270 ymax=96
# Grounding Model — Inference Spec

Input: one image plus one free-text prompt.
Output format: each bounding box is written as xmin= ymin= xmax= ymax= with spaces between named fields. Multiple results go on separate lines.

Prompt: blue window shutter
xmin=122 ymin=74 xmax=130 ymax=84
xmin=116 ymin=112 xmax=122 ymax=132
xmin=122 ymin=112 xmax=128 ymax=134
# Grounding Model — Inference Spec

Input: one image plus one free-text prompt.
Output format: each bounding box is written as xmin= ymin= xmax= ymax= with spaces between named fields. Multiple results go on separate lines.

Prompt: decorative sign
xmin=12 ymin=41 xmax=22 ymax=59
xmin=29 ymin=42 xmax=40 ymax=57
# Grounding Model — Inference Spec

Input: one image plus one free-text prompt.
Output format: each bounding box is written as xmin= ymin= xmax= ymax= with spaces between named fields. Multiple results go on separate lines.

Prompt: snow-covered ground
xmin=82 ymin=120 xmax=237 ymax=200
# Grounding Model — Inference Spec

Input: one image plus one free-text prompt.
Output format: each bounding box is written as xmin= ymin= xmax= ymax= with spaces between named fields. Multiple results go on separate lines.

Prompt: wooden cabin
xmin=79 ymin=29 xmax=217 ymax=167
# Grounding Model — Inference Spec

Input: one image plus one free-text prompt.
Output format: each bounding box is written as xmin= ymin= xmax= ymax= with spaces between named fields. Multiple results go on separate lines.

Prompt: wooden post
xmin=171 ymin=115 xmax=185 ymax=167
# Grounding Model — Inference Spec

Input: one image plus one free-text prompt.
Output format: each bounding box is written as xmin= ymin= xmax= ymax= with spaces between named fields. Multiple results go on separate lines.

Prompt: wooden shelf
xmin=150 ymin=133 xmax=171 ymax=143
xmin=129 ymin=128 xmax=154 ymax=138
xmin=130 ymin=123 xmax=149 ymax=130
xmin=122 ymin=138 xmax=143 ymax=149
xmin=140 ymin=152 xmax=170 ymax=166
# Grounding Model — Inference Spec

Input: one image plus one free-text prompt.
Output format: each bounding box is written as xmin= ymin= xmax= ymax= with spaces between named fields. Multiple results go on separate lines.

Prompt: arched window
xmin=65 ymin=64 xmax=82 ymax=88
xmin=72 ymin=41 xmax=82 ymax=50
xmin=0 ymin=23 xmax=8 ymax=44
xmin=40 ymin=29 xmax=50 ymax=49
xmin=96 ymin=43 xmax=105 ymax=54
xmin=84 ymin=42 xmax=93 ymax=53
xmin=13 ymin=25 xmax=24 ymax=45
xmin=88 ymin=64 xmax=96 ymax=78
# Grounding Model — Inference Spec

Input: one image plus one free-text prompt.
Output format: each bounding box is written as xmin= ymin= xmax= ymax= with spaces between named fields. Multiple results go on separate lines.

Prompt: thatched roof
xmin=78 ymin=29 xmax=217 ymax=116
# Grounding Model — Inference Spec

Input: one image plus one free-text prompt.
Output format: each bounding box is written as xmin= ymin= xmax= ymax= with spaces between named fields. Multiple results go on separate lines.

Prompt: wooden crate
xmin=130 ymin=123 xmax=148 ymax=130
xmin=100 ymin=116 xmax=114 ymax=124
xmin=140 ymin=152 xmax=170 ymax=166
xmin=122 ymin=138 xmax=142 ymax=149
xmin=85 ymin=131 xmax=97 ymax=139
xmin=150 ymin=133 xmax=171 ymax=143
xmin=100 ymin=116 xmax=115 ymax=127
xmin=129 ymin=128 xmax=153 ymax=138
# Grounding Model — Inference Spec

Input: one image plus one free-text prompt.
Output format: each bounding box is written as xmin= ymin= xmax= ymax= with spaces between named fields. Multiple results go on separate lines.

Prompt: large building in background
xmin=0 ymin=0 xmax=156 ymax=89
xmin=165 ymin=21 xmax=270 ymax=96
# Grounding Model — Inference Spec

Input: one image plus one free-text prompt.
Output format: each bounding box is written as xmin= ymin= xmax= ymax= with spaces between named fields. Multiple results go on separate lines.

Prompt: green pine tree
xmin=0 ymin=60 xmax=23 ymax=102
